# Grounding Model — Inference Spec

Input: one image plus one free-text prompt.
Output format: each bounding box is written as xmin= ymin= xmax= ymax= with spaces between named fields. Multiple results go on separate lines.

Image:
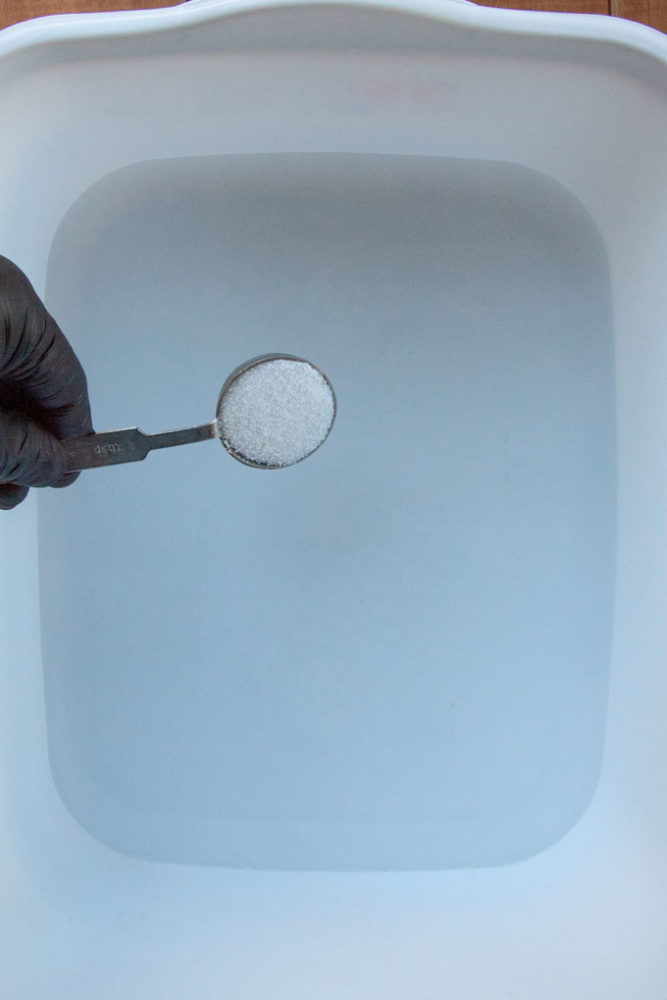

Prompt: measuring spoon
xmin=64 ymin=353 xmax=336 ymax=473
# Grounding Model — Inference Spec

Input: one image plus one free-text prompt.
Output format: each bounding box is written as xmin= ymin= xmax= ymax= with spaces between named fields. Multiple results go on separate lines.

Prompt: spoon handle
xmin=64 ymin=422 xmax=218 ymax=472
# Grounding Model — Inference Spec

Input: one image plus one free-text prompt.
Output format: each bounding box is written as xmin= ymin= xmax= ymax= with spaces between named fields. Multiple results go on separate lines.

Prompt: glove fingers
xmin=0 ymin=256 xmax=93 ymax=441
xmin=0 ymin=410 xmax=67 ymax=488
xmin=53 ymin=470 xmax=80 ymax=489
xmin=0 ymin=483 xmax=29 ymax=510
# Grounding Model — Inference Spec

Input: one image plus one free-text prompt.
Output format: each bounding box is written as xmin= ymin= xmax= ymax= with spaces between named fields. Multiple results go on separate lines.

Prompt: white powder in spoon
xmin=218 ymin=358 xmax=336 ymax=468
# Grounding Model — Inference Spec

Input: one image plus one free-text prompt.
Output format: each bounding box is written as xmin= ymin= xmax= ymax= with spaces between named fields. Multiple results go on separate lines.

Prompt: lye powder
xmin=218 ymin=358 xmax=336 ymax=468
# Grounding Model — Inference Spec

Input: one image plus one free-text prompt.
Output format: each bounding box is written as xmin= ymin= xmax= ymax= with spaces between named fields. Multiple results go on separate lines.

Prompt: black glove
xmin=0 ymin=255 xmax=93 ymax=510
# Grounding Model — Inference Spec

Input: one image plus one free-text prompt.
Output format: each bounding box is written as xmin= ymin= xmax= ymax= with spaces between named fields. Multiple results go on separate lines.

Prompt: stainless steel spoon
xmin=64 ymin=353 xmax=336 ymax=473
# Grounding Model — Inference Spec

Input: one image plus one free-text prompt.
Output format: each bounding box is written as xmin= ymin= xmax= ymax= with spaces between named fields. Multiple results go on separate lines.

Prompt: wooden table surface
xmin=0 ymin=0 xmax=665 ymax=33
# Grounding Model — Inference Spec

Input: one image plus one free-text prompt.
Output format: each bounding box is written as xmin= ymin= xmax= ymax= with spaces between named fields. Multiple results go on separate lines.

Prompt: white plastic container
xmin=1 ymin=0 xmax=666 ymax=995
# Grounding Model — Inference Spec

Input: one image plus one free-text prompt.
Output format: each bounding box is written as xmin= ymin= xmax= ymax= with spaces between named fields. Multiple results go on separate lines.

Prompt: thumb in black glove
xmin=0 ymin=255 xmax=93 ymax=510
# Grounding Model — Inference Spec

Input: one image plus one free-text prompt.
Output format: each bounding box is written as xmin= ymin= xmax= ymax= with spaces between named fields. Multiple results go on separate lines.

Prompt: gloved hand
xmin=0 ymin=255 xmax=93 ymax=510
